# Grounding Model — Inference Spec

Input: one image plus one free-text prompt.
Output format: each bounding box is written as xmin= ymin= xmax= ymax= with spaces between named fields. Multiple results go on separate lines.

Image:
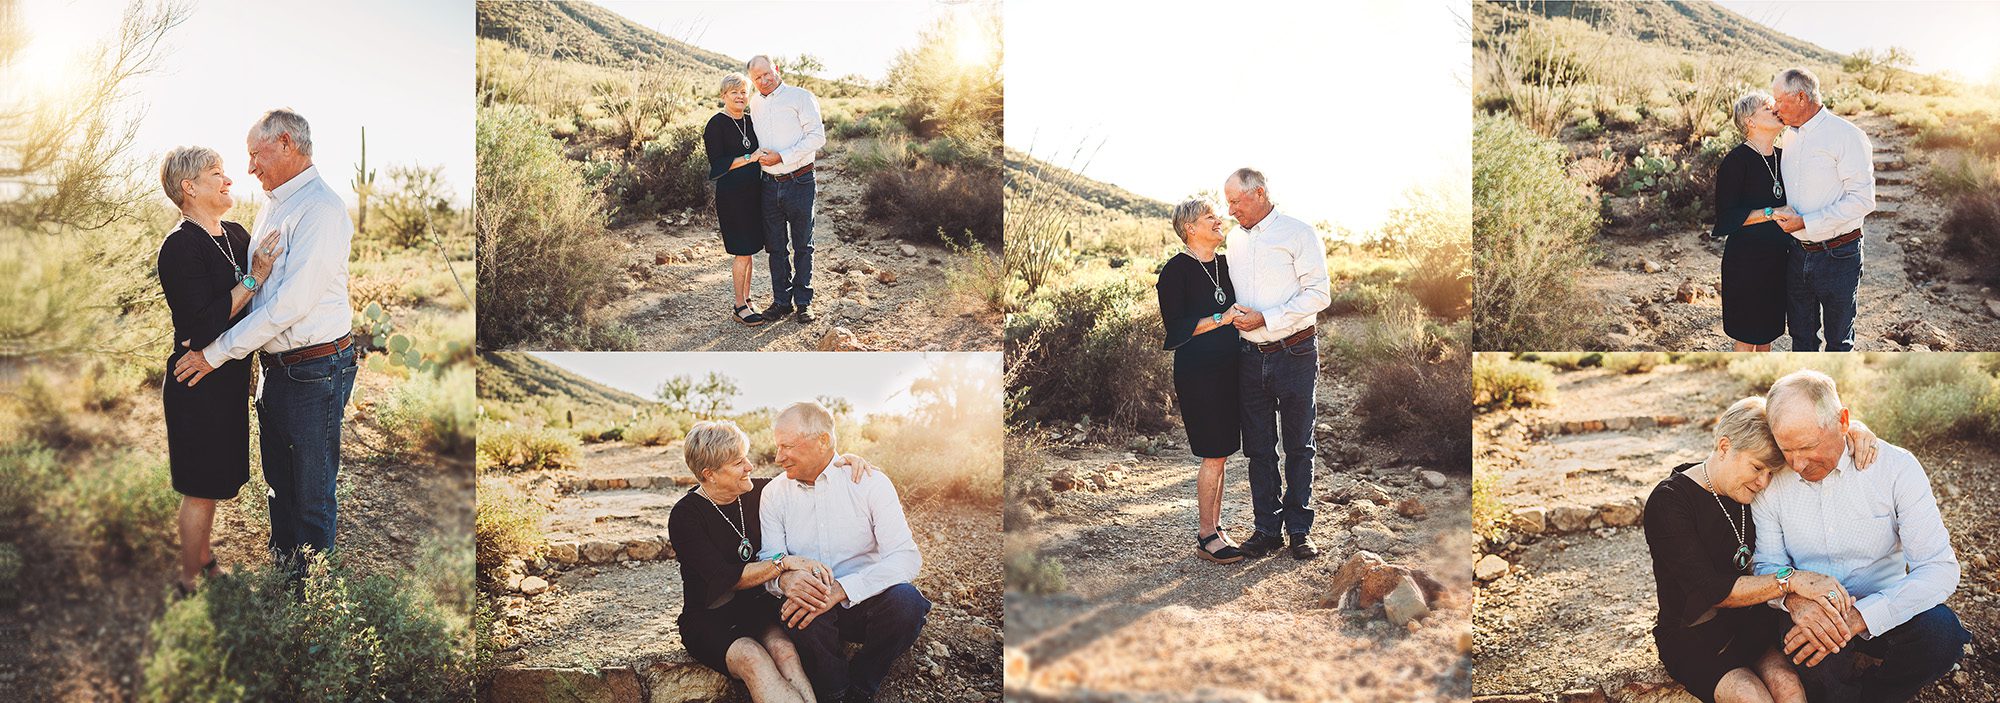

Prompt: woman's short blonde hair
xmin=684 ymin=421 xmax=750 ymax=480
xmin=1171 ymin=199 xmax=1215 ymax=245
xmin=1732 ymin=91 xmax=1773 ymax=138
xmin=1714 ymin=396 xmax=1783 ymax=467
xmin=720 ymin=72 xmax=749 ymax=97
xmin=159 ymin=146 xmax=222 ymax=208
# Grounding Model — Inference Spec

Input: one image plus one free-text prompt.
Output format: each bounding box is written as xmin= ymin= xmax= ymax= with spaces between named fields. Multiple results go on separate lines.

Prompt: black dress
xmin=1712 ymin=144 xmax=1790 ymax=346
xmin=668 ymin=478 xmax=783 ymax=674
xmin=1643 ymin=463 xmax=1783 ymax=703
xmin=1157 ymin=253 xmax=1241 ymax=458
xmin=158 ymin=219 xmax=253 ymax=500
xmin=704 ymin=112 xmax=765 ymax=256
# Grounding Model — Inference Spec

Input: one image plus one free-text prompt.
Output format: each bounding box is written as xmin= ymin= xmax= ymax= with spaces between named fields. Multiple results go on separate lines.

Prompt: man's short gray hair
xmin=1774 ymin=68 xmax=1823 ymax=106
xmin=1713 ymin=396 xmax=1783 ymax=467
xmin=775 ymin=401 xmax=836 ymax=446
xmin=1170 ymin=198 xmax=1215 ymax=245
xmin=1731 ymin=91 xmax=1773 ymax=138
xmin=1226 ymin=167 xmax=1267 ymax=195
xmin=250 ymin=108 xmax=313 ymax=156
xmin=746 ymin=55 xmax=777 ymax=74
xmin=683 ymin=420 xmax=750 ymax=480
xmin=159 ymin=145 xmax=222 ymax=208
xmin=1766 ymin=369 xmax=1843 ymax=429
xmin=720 ymin=72 xmax=748 ymax=96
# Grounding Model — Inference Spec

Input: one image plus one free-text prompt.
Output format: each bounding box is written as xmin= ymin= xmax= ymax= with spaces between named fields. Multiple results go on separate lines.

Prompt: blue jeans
xmin=791 ymin=582 xmax=930 ymax=700
xmin=1792 ymin=603 xmax=1969 ymax=703
xmin=761 ymin=170 xmax=816 ymax=308
xmin=1787 ymin=237 xmax=1862 ymax=351
xmin=256 ymin=343 xmax=357 ymax=574
xmin=1239 ymin=338 xmax=1317 ymax=537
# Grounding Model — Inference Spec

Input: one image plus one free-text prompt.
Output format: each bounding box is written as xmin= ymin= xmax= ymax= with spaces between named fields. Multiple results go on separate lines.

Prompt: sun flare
xmin=950 ymin=17 xmax=995 ymax=68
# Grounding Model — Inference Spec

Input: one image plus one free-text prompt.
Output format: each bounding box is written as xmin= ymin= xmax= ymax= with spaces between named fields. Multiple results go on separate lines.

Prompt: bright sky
xmin=11 ymin=0 xmax=474 ymax=208
xmin=598 ymin=0 xmax=992 ymax=81
xmin=1004 ymin=0 xmax=1471 ymax=232
xmin=529 ymin=352 xmax=999 ymax=417
xmin=1717 ymin=1 xmax=2000 ymax=84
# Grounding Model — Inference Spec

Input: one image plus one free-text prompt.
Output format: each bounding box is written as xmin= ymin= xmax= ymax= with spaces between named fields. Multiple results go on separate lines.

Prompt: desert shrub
xmin=1924 ymin=151 xmax=1999 ymax=198
xmin=50 ymin=451 xmax=177 ymax=560
xmin=1472 ymin=471 xmax=1509 ymax=541
xmin=626 ymin=412 xmax=693 ymax=447
xmin=1472 ymin=114 xmax=1601 ymax=350
xmin=604 ymin=124 xmax=709 ymax=226
xmin=474 ymin=477 xmax=544 ymax=571
xmin=1473 ymin=354 xmax=1553 ymax=409
xmin=860 ymin=419 xmax=1002 ymax=504
xmin=0 ymin=442 xmax=61 ymax=530
xmin=475 ymin=424 xmax=578 ymax=473
xmin=377 ymin=365 xmax=476 ymax=459
xmin=475 ymin=104 xmax=621 ymax=349
xmin=1519 ymin=351 xmax=1600 ymax=370
xmin=1406 ymin=237 xmax=1472 ymax=320
xmin=884 ymin=10 xmax=1002 ymax=149
xmin=1674 ymin=351 xmax=1734 ymax=369
xmin=1867 ymin=355 xmax=2000 ymax=445
xmin=1726 ymin=353 xmax=1865 ymax=393
xmin=1573 ymin=112 xmax=1605 ymax=138
xmin=1602 ymin=352 xmax=1667 ymax=374
xmin=1004 ymin=280 xmax=1173 ymax=435
xmin=1002 ymin=435 xmax=1055 ymax=531
xmin=1326 ymin=282 xmax=1394 ymax=317
xmin=142 ymin=556 xmax=467 ymax=702
xmin=1358 ymin=347 xmax=1473 ymax=471
xmin=734 ymin=411 xmax=778 ymax=464
xmin=941 ymin=231 xmax=1007 ymax=313
xmin=1004 ymin=542 xmax=1066 ymax=595
xmin=862 ymin=163 xmax=1003 ymax=245
xmin=843 ymin=134 xmax=913 ymax=177
xmin=1942 ymin=191 xmax=2000 ymax=286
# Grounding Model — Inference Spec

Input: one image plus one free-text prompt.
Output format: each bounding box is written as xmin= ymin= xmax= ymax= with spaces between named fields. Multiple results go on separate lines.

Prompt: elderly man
xmin=1750 ymin=370 xmax=1968 ymax=702
xmin=759 ymin=402 xmax=928 ymax=703
xmin=746 ymin=55 xmax=828 ymax=323
xmin=1223 ymin=168 xmax=1331 ymax=560
xmin=172 ymin=108 xmax=356 ymax=575
xmin=1770 ymin=68 xmax=1875 ymax=351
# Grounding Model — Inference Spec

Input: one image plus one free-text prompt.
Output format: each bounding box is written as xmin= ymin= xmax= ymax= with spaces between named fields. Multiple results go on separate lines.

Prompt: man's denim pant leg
xmin=1786 ymin=238 xmax=1862 ymax=351
xmin=257 ymin=344 xmax=358 ymax=575
xmin=1239 ymin=338 xmax=1318 ymax=538
xmin=762 ymin=171 xmax=817 ymax=308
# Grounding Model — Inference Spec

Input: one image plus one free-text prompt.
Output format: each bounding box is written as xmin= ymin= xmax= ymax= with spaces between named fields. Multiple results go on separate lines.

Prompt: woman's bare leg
xmin=1713 ymin=666 xmax=1776 ymax=703
xmin=1197 ymin=457 xmax=1225 ymax=545
xmin=1733 ymin=340 xmax=1757 ymax=352
xmin=177 ymin=497 xmax=216 ymax=589
xmin=1754 ymin=645 xmax=1808 ymax=703
xmin=1755 ymin=343 xmax=1772 ymax=352
xmin=733 ymin=255 xmax=754 ymax=309
xmin=726 ymin=637 xmax=805 ymax=703
xmin=759 ymin=623 xmax=816 ymax=703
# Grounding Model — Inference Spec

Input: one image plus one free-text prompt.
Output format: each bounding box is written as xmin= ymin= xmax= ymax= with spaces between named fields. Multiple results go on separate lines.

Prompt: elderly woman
xmin=1712 ymin=92 xmax=1798 ymax=351
xmin=669 ymin=421 xmax=880 ymax=702
xmin=1156 ymin=199 xmax=1245 ymax=564
xmin=704 ymin=72 xmax=776 ymax=327
xmin=156 ymin=146 xmax=278 ymax=594
xmin=1644 ymin=397 xmax=1878 ymax=703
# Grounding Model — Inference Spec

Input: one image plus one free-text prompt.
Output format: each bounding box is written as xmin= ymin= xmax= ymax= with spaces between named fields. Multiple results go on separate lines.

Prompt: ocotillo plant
xmin=353 ymin=125 xmax=376 ymax=235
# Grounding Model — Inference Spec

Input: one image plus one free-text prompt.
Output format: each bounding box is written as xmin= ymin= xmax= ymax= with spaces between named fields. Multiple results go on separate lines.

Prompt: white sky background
xmin=1003 ymin=0 xmax=1472 ymax=232
xmin=1716 ymin=1 xmax=2000 ymax=84
xmin=530 ymin=352 xmax=999 ymax=417
xmin=10 ymin=0 xmax=475 ymax=208
xmin=597 ymin=0 xmax=979 ymax=82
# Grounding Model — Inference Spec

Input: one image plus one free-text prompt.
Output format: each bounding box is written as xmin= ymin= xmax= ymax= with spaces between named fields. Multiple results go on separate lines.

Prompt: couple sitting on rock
xmin=1643 ymin=370 xmax=1968 ymax=703
xmin=666 ymin=402 xmax=928 ymax=703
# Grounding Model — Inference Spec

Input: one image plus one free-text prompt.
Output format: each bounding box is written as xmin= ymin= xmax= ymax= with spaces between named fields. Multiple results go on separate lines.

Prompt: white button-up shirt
xmin=199 ymin=165 xmax=354 ymax=367
xmin=758 ymin=455 xmax=922 ymax=607
xmin=1777 ymin=107 xmax=1876 ymax=243
xmin=1751 ymin=441 xmax=1958 ymax=637
xmin=1223 ymin=208 xmax=1331 ymax=343
xmin=747 ymin=82 xmax=825 ymax=176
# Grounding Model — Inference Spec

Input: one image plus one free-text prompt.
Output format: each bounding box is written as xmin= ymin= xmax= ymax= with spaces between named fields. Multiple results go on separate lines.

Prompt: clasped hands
xmin=1223 ymin=304 xmax=1265 ymax=332
xmin=1780 ymin=570 xmax=1866 ymax=667
xmin=749 ymin=147 xmax=781 ymax=167
xmin=172 ymin=229 xmax=284 ymax=387
xmin=1768 ymin=205 xmax=1805 ymax=233
xmin=775 ymin=557 xmax=844 ymax=629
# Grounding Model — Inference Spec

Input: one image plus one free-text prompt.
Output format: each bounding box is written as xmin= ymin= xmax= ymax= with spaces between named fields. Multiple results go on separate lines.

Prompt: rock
xmin=642 ymin=662 xmax=733 ymax=703
xmin=1510 ymin=507 xmax=1548 ymax=534
xmin=1420 ymin=470 xmax=1448 ymax=489
xmin=832 ymin=257 xmax=878 ymax=274
xmin=1383 ymin=576 xmax=1430 ymax=626
xmin=875 ymin=269 xmax=898 ymax=284
xmin=1089 ymin=467 xmax=1125 ymax=490
xmin=1336 ymin=480 xmax=1394 ymax=505
xmin=1557 ymin=690 xmax=1607 ymax=703
xmin=899 ymin=244 xmax=919 ymax=257
xmin=1049 ymin=467 xmax=1088 ymax=492
xmin=626 ymin=539 xmax=663 ymax=561
xmin=1395 ymin=497 xmax=1427 ymax=518
xmin=928 ymin=641 xmax=950 ymax=659
xmin=1639 ymin=258 xmax=1663 ymax=273
xmin=1352 ymin=522 xmax=1397 ymax=552
xmin=548 ymin=543 xmax=579 ymax=565
xmin=1475 ymin=554 xmax=1510 ymax=582
xmin=1003 ymin=648 xmax=1030 ymax=690
xmin=1599 ymin=497 xmax=1644 ymax=527
xmin=1986 ymin=299 xmax=2000 ymax=319
xmin=1458 ymin=631 xmax=1475 ymax=655
xmin=488 ymin=667 xmax=642 ymax=703
xmin=581 ymin=540 xmax=623 ymax=564
xmin=816 ymin=327 xmax=866 ymax=352
xmin=1550 ymin=505 xmax=1596 ymax=533
xmin=1887 ymin=319 xmax=1955 ymax=350
xmin=655 ymin=251 xmax=672 ymax=265
xmin=1674 ymin=278 xmax=1714 ymax=303
xmin=519 ymin=576 xmax=549 ymax=596
xmin=505 ymin=571 xmax=525 ymax=592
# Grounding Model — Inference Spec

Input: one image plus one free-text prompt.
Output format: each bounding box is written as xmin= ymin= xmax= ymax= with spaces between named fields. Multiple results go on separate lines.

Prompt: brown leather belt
xmin=1799 ymin=228 xmax=1862 ymax=253
xmin=260 ymin=335 xmax=352 ymax=369
xmin=1249 ymin=326 xmax=1316 ymax=353
xmin=771 ymin=162 xmax=814 ymax=182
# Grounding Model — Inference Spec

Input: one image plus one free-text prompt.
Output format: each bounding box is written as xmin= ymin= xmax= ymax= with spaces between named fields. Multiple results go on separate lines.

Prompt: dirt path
xmin=1579 ymin=114 xmax=2000 ymax=351
xmin=1472 ymin=363 xmax=2000 ymax=702
xmin=485 ymin=440 xmax=1002 ymax=702
xmin=1005 ymin=337 xmax=1474 ymax=703
xmin=596 ymin=151 xmax=1001 ymax=352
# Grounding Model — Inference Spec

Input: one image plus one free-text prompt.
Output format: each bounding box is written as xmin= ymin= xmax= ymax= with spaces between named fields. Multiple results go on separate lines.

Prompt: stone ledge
xmin=1531 ymin=415 xmax=1690 ymax=438
xmin=486 ymin=659 xmax=737 ymax=703
xmin=546 ymin=535 xmax=677 ymax=567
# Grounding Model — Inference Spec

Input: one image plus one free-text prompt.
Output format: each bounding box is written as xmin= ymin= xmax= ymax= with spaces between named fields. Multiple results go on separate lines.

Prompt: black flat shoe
xmin=1196 ymin=532 xmax=1245 ymax=564
xmin=733 ymin=304 xmax=767 ymax=327
xmin=1240 ymin=530 xmax=1284 ymax=558
xmin=1289 ymin=534 xmax=1321 ymax=560
xmin=761 ymin=303 xmax=794 ymax=319
xmin=795 ymin=305 xmax=815 ymax=323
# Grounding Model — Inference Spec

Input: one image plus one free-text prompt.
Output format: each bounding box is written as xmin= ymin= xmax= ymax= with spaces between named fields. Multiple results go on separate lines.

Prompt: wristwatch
xmin=240 ymin=274 xmax=259 ymax=291
xmin=1774 ymin=565 xmax=1794 ymax=593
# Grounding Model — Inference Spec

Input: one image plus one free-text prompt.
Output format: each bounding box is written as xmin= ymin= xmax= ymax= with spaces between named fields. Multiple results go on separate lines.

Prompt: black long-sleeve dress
xmin=1157 ymin=253 xmax=1240 ymax=458
xmin=669 ymin=478 xmax=783 ymax=674
xmin=1643 ymin=463 xmax=1783 ymax=703
xmin=704 ymin=112 xmax=765 ymax=256
xmin=158 ymin=219 xmax=253 ymax=500
xmin=1712 ymin=144 xmax=1790 ymax=346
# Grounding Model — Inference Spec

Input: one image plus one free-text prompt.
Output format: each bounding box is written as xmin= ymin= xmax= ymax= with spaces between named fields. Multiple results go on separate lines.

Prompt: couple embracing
xmin=666 ymin=402 xmax=929 ymax=703
xmin=703 ymin=55 xmax=824 ymax=327
xmin=157 ymin=108 xmax=357 ymax=594
xmin=1156 ymin=168 xmax=1332 ymax=565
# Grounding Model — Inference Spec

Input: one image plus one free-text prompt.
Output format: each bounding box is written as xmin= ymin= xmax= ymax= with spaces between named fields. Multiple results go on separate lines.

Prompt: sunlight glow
xmin=951 ymin=15 xmax=995 ymax=68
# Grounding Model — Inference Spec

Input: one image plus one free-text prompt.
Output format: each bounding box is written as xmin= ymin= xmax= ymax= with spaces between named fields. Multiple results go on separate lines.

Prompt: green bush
xmin=862 ymin=163 xmax=1003 ymax=245
xmin=1004 ymin=542 xmax=1065 ymax=595
xmin=1867 ymin=354 xmax=2000 ymax=445
xmin=625 ymin=412 xmax=693 ymax=447
xmin=475 ymin=424 xmax=578 ymax=473
xmin=1602 ymin=352 xmax=1667 ymax=374
xmin=0 ymin=442 xmax=60 ymax=528
xmin=1923 ymin=151 xmax=1998 ymax=198
xmin=475 ymin=478 xmax=545 ymax=571
xmin=142 ymin=556 xmax=467 ymax=702
xmin=1473 ymin=354 xmax=1553 ymax=409
xmin=1004 ymin=279 xmax=1174 ymax=435
xmin=1942 ymin=191 xmax=2000 ymax=286
xmin=378 ymin=365 xmax=476 ymax=459
xmin=1726 ymin=354 xmax=1865 ymax=393
xmin=475 ymin=104 xmax=621 ymax=349
xmin=604 ymin=124 xmax=709 ymax=227
xmin=1472 ymin=114 xmax=1601 ymax=350
xmin=1326 ymin=282 xmax=1394 ymax=317
xmin=51 ymin=451 xmax=177 ymax=559
xmin=843 ymin=134 xmax=912 ymax=177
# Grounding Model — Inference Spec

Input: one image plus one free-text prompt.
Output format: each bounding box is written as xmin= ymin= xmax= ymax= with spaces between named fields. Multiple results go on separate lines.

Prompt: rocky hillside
xmin=1478 ymin=0 xmax=1841 ymax=64
xmin=475 ymin=0 xmax=737 ymax=72
xmin=477 ymin=351 xmax=649 ymax=422
xmin=1005 ymin=148 xmax=1171 ymax=221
